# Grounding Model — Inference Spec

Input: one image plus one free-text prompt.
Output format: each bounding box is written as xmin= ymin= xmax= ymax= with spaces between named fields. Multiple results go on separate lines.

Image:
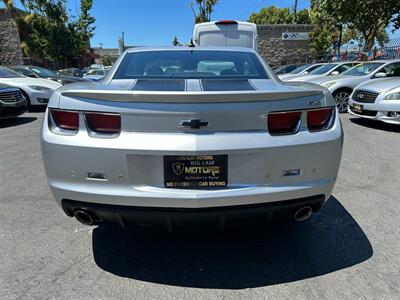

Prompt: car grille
xmin=353 ymin=90 xmax=379 ymax=103
xmin=0 ymin=90 xmax=23 ymax=104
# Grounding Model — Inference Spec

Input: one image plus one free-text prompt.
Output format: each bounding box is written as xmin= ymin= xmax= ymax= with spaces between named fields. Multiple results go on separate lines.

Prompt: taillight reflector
xmin=50 ymin=109 xmax=79 ymax=131
xmin=85 ymin=112 xmax=121 ymax=134
xmin=307 ymin=108 xmax=334 ymax=131
xmin=268 ymin=111 xmax=302 ymax=135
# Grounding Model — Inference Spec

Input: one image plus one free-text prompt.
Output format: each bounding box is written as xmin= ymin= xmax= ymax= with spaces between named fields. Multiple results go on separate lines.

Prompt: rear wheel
xmin=333 ymin=89 xmax=352 ymax=113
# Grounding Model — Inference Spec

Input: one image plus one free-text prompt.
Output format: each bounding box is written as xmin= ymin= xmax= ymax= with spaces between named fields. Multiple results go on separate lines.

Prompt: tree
xmin=248 ymin=6 xmax=310 ymax=24
xmin=172 ymin=36 xmax=181 ymax=46
xmin=191 ymin=0 xmax=218 ymax=24
xmin=3 ymin=0 xmax=95 ymax=68
xmin=314 ymin=0 xmax=400 ymax=50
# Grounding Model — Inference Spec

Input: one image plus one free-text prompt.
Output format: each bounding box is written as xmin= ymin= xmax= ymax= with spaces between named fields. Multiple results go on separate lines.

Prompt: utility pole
xmin=294 ymin=0 xmax=298 ymax=23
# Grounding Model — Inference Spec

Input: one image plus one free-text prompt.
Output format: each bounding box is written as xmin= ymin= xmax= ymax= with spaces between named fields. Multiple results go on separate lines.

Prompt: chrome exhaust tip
xmin=294 ymin=206 xmax=313 ymax=222
xmin=74 ymin=210 xmax=94 ymax=226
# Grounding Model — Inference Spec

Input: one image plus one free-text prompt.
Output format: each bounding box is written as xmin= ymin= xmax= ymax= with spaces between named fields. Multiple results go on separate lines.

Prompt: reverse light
xmin=268 ymin=111 xmax=302 ymax=135
xmin=307 ymin=108 xmax=334 ymax=132
xmin=85 ymin=112 xmax=121 ymax=134
xmin=50 ymin=109 xmax=79 ymax=131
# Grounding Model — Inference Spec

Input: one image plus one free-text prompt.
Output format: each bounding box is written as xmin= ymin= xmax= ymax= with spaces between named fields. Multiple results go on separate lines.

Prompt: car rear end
xmin=193 ymin=20 xmax=258 ymax=50
xmin=41 ymin=48 xmax=343 ymax=230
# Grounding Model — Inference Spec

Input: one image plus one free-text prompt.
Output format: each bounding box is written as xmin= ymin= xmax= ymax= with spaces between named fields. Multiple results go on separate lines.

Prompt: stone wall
xmin=257 ymin=24 xmax=313 ymax=66
xmin=0 ymin=9 xmax=24 ymax=66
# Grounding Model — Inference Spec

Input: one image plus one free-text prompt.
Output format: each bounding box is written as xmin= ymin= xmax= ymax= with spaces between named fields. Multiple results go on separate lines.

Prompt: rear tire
xmin=333 ymin=88 xmax=352 ymax=113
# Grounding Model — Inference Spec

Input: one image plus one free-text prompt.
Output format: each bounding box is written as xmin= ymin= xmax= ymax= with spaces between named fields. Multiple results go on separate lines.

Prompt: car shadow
xmin=350 ymin=117 xmax=400 ymax=133
xmin=0 ymin=116 xmax=37 ymax=128
xmin=92 ymin=196 xmax=373 ymax=289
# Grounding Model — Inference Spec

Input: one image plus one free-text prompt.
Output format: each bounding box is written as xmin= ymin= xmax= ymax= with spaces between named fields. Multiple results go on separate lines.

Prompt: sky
xmin=5 ymin=0 xmax=310 ymax=48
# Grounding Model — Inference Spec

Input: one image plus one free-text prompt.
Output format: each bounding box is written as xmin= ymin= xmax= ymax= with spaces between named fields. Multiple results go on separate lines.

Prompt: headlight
xmin=321 ymin=81 xmax=336 ymax=88
xmin=28 ymin=85 xmax=53 ymax=92
xmin=384 ymin=92 xmax=400 ymax=100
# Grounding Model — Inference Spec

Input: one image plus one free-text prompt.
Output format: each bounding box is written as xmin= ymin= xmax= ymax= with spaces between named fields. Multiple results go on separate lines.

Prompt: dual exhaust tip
xmin=73 ymin=210 xmax=95 ymax=226
xmin=73 ymin=206 xmax=313 ymax=226
xmin=294 ymin=206 xmax=313 ymax=222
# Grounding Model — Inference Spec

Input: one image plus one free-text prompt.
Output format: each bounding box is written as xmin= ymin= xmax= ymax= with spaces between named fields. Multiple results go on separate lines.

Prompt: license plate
xmin=164 ymin=155 xmax=228 ymax=189
xmin=352 ymin=103 xmax=363 ymax=113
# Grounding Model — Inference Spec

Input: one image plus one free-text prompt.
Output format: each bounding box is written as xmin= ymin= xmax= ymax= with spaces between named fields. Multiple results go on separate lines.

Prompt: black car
xmin=11 ymin=66 xmax=87 ymax=85
xmin=0 ymin=84 xmax=28 ymax=119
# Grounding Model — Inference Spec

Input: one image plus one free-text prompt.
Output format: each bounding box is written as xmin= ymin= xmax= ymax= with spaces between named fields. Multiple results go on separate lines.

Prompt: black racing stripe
xmin=132 ymin=79 xmax=186 ymax=91
xmin=201 ymin=79 xmax=256 ymax=91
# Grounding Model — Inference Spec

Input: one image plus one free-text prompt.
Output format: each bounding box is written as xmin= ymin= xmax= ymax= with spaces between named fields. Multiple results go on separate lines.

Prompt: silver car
xmin=41 ymin=47 xmax=343 ymax=230
xmin=349 ymin=77 xmax=400 ymax=124
xmin=294 ymin=60 xmax=400 ymax=112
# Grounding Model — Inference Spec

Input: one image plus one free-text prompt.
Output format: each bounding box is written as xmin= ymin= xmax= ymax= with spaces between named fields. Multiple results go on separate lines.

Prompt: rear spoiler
xmin=60 ymin=90 xmax=323 ymax=103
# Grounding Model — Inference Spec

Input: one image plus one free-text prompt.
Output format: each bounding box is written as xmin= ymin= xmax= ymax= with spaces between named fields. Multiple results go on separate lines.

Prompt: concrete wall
xmin=257 ymin=24 xmax=313 ymax=66
xmin=0 ymin=9 xmax=24 ymax=66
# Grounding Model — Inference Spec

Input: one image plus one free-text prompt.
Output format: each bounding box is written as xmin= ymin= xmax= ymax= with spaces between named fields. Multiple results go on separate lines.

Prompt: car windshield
xmin=113 ymin=50 xmax=268 ymax=79
xmin=30 ymin=66 xmax=57 ymax=77
xmin=341 ymin=62 xmax=385 ymax=76
xmin=0 ymin=67 xmax=24 ymax=78
xmin=289 ymin=64 xmax=311 ymax=74
xmin=309 ymin=63 xmax=337 ymax=75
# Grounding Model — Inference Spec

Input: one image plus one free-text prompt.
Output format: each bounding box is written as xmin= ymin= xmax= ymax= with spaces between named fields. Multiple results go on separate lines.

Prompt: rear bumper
xmin=42 ymin=109 xmax=343 ymax=210
xmin=62 ymin=195 xmax=325 ymax=228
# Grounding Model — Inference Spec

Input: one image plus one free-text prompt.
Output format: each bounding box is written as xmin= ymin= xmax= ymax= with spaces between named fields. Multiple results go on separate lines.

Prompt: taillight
xmin=268 ymin=111 xmax=302 ymax=135
xmin=50 ymin=109 xmax=79 ymax=131
xmin=85 ymin=112 xmax=121 ymax=134
xmin=307 ymin=108 xmax=334 ymax=132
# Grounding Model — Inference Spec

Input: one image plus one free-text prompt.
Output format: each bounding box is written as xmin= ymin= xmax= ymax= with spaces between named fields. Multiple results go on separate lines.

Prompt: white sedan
xmin=0 ymin=67 xmax=61 ymax=107
xmin=349 ymin=77 xmax=400 ymax=124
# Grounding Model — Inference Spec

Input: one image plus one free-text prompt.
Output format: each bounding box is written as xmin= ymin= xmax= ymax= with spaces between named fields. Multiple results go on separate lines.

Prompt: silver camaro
xmin=41 ymin=47 xmax=343 ymax=230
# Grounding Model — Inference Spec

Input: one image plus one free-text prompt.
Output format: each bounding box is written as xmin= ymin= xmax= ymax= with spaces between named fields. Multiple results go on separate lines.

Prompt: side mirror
xmin=330 ymin=71 xmax=339 ymax=76
xmin=374 ymin=72 xmax=386 ymax=78
xmin=27 ymin=74 xmax=37 ymax=78
xmin=302 ymin=71 xmax=308 ymax=75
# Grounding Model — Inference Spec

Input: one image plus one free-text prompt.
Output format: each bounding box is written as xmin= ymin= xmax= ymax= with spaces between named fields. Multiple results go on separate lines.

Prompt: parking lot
xmin=0 ymin=112 xmax=399 ymax=299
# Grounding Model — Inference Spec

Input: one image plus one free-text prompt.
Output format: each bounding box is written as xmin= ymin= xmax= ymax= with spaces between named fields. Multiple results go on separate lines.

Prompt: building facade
xmin=257 ymin=24 xmax=313 ymax=66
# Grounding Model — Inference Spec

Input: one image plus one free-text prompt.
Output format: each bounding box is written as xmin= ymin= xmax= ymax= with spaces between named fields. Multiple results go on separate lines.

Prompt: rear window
xmin=113 ymin=50 xmax=268 ymax=79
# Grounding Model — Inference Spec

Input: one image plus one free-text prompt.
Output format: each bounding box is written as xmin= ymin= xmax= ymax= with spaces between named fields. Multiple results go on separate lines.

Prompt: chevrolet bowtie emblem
xmin=179 ymin=119 xmax=209 ymax=129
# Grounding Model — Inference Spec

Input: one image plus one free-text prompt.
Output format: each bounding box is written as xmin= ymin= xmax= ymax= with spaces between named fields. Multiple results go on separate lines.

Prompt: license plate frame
xmin=352 ymin=103 xmax=363 ymax=113
xmin=164 ymin=155 xmax=228 ymax=189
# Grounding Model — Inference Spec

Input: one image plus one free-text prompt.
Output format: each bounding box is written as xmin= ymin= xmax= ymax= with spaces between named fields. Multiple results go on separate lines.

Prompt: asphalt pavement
xmin=0 ymin=112 xmax=399 ymax=299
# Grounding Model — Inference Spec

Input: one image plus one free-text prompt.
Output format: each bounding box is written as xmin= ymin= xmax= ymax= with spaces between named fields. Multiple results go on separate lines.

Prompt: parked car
xmin=83 ymin=69 xmax=107 ymax=81
xmin=12 ymin=66 xmax=87 ymax=85
xmin=58 ymin=68 xmax=84 ymax=78
xmin=275 ymin=63 xmax=307 ymax=75
xmin=0 ymin=67 xmax=61 ymax=107
xmin=287 ymin=62 xmax=359 ymax=83
xmin=0 ymin=84 xmax=28 ymax=119
xmin=349 ymin=77 xmax=400 ymax=124
xmin=278 ymin=63 xmax=325 ymax=80
xmin=41 ymin=46 xmax=343 ymax=229
xmin=193 ymin=20 xmax=258 ymax=50
xmin=298 ymin=60 xmax=400 ymax=112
